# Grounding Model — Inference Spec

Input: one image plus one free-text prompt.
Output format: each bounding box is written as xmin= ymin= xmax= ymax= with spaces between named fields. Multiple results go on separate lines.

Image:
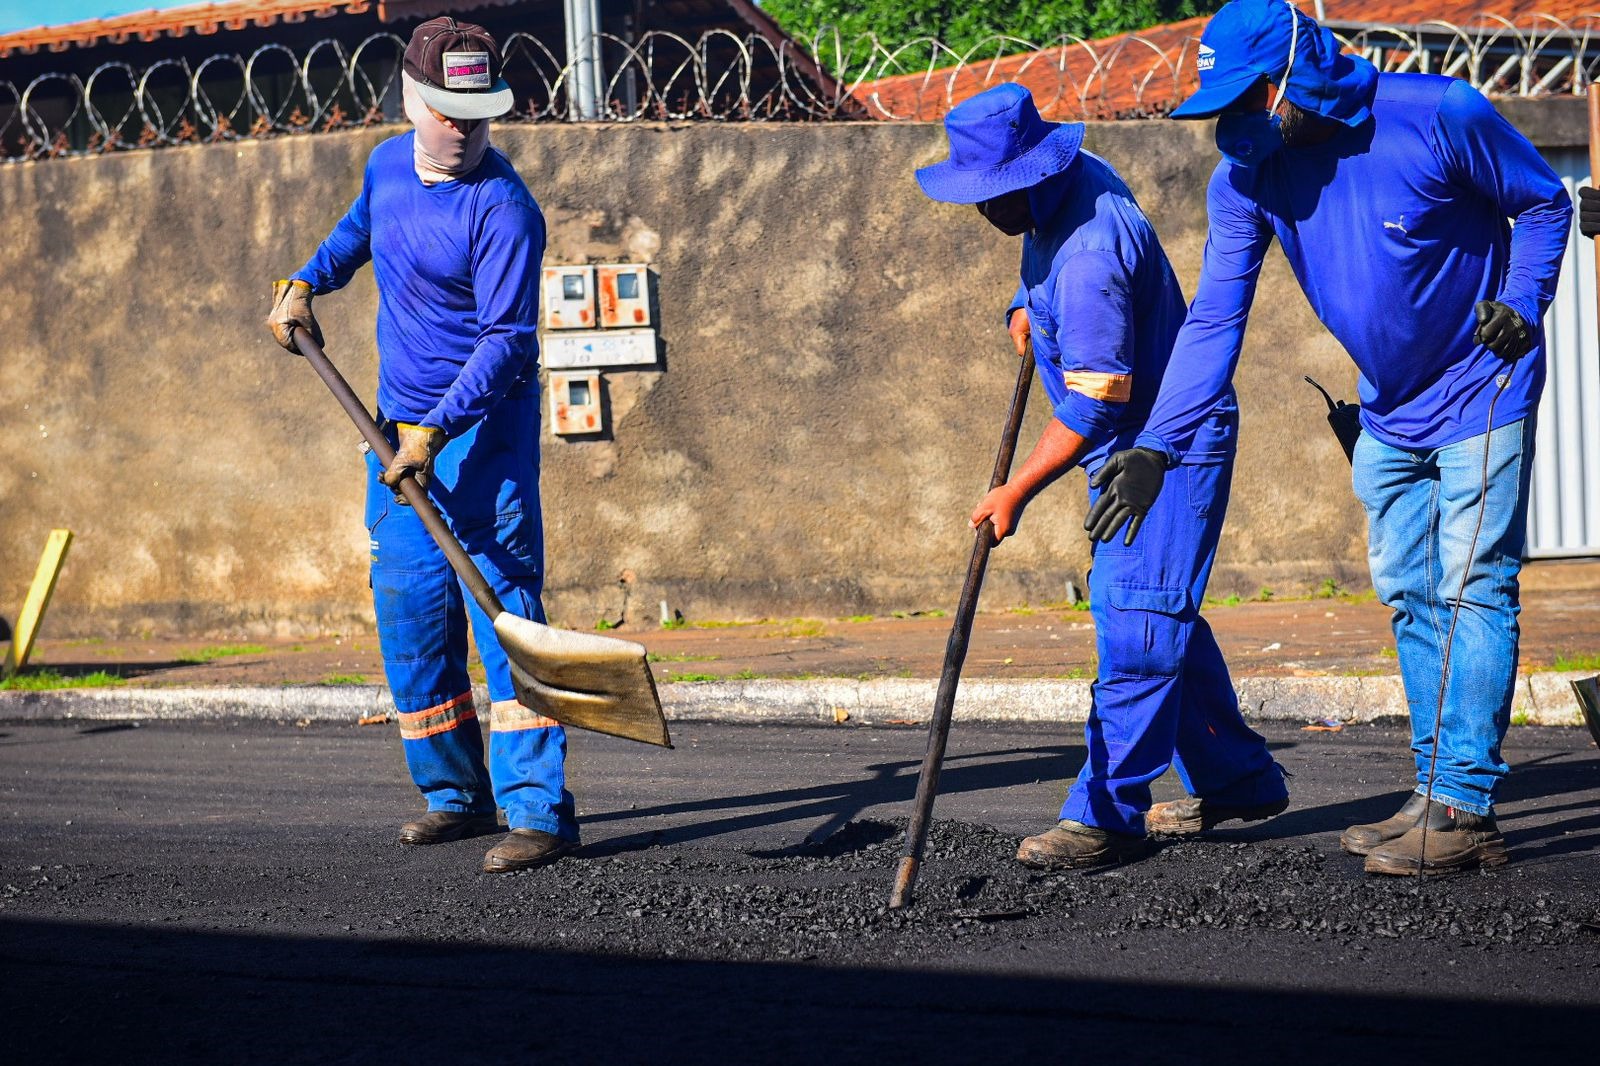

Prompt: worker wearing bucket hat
xmin=1086 ymin=0 xmax=1571 ymax=874
xmin=267 ymin=17 xmax=580 ymax=873
xmin=919 ymin=84 xmax=1289 ymax=869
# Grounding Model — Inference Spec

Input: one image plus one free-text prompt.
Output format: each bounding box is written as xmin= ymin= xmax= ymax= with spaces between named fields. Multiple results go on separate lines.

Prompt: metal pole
xmin=564 ymin=0 xmax=605 ymax=120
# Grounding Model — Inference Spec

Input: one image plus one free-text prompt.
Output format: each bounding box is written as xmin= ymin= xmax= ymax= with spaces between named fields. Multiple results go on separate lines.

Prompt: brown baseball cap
xmin=403 ymin=16 xmax=513 ymax=120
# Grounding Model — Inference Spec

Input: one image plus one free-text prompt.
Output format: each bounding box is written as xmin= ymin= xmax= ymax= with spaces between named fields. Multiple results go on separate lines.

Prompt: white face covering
xmin=402 ymin=72 xmax=490 ymax=184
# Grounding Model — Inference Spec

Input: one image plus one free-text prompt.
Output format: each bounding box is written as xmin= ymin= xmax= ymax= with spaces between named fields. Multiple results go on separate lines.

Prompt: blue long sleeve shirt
xmin=1011 ymin=152 xmax=1202 ymax=472
xmin=1136 ymin=74 xmax=1571 ymax=459
xmin=293 ymin=132 xmax=545 ymax=438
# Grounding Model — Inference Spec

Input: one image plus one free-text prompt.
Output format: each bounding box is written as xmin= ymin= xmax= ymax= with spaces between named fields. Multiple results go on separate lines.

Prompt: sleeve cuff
xmin=1133 ymin=431 xmax=1182 ymax=468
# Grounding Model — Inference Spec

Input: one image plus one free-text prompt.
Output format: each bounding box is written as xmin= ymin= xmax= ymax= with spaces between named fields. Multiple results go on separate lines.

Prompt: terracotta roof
xmin=0 ymin=2 xmax=382 ymax=57
xmin=851 ymin=4 xmax=1600 ymax=121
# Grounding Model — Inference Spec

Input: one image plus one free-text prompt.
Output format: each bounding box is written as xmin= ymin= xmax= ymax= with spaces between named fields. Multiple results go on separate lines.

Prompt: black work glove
xmin=1305 ymin=376 xmax=1361 ymax=465
xmin=1083 ymin=447 xmax=1168 ymax=546
xmin=1579 ymin=185 xmax=1600 ymax=239
xmin=1473 ymin=300 xmax=1532 ymax=362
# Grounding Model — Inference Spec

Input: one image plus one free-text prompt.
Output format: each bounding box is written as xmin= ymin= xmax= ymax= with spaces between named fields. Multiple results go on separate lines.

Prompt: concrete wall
xmin=0 ymin=118 xmax=1490 ymax=636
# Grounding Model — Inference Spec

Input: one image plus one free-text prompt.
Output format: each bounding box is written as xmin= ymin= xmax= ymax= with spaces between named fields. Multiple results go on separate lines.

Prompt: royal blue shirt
xmin=293 ymin=132 xmax=544 ymax=438
xmin=1136 ymin=74 xmax=1571 ymax=459
xmin=1011 ymin=152 xmax=1204 ymax=471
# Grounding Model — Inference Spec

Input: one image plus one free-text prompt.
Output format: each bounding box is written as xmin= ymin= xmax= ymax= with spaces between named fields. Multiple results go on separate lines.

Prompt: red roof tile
xmin=0 ymin=2 xmax=379 ymax=58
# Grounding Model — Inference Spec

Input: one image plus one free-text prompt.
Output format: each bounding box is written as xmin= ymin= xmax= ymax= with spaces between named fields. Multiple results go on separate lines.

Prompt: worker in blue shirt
xmin=918 ymin=84 xmax=1289 ymax=869
xmin=1086 ymin=0 xmax=1571 ymax=875
xmin=267 ymin=18 xmax=577 ymax=874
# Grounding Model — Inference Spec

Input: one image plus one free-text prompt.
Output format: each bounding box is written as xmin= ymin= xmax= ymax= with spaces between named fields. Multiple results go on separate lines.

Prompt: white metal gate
xmin=1529 ymin=149 xmax=1600 ymax=558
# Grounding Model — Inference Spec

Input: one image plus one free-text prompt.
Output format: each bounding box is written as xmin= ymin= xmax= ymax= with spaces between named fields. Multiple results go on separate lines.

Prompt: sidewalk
xmin=5 ymin=561 xmax=1597 ymax=728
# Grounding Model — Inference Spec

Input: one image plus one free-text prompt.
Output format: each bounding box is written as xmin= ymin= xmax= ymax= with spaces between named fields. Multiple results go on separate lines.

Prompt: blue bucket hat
xmin=916 ymin=84 xmax=1085 ymax=204
xmin=1172 ymin=0 xmax=1376 ymax=125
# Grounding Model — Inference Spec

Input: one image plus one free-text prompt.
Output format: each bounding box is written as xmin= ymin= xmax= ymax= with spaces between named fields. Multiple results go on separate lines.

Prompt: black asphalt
xmin=2 ymin=718 xmax=1597 ymax=1064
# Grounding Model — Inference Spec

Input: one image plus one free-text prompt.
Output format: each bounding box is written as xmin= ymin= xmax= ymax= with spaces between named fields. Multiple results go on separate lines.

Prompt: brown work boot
xmin=1364 ymin=802 xmax=1508 ymax=876
xmin=1340 ymin=792 xmax=1428 ymax=856
xmin=1016 ymin=820 xmax=1144 ymax=870
xmin=398 ymin=810 xmax=500 ymax=846
xmin=1146 ymin=795 xmax=1290 ymax=835
xmin=482 ymin=829 xmax=579 ymax=873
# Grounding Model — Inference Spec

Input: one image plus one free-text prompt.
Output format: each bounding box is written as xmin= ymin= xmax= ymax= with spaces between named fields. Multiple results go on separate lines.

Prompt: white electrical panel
xmin=543 ymin=328 xmax=658 ymax=370
xmin=542 ymin=265 xmax=595 ymax=330
xmin=597 ymin=264 xmax=652 ymax=328
xmin=549 ymin=371 xmax=603 ymax=436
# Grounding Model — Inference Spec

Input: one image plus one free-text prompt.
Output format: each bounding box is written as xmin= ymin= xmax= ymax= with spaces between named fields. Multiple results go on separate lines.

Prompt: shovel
xmin=888 ymin=345 xmax=1034 ymax=909
xmin=292 ymin=327 xmax=671 ymax=748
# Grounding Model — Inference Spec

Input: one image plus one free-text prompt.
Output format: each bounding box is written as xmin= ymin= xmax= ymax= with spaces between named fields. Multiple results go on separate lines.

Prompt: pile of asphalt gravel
xmin=473 ymin=819 xmax=1599 ymax=962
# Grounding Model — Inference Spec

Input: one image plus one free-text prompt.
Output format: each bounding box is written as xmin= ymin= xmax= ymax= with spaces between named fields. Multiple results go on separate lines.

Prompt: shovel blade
xmin=1573 ymin=675 xmax=1600 ymax=748
xmin=493 ymin=613 xmax=671 ymax=747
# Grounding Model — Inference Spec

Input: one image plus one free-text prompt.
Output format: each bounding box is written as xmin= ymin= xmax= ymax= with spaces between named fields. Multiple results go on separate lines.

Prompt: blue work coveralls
xmin=294 ymin=134 xmax=576 ymax=840
xmin=1136 ymin=75 xmax=1570 ymax=815
xmin=1017 ymin=153 xmax=1285 ymax=835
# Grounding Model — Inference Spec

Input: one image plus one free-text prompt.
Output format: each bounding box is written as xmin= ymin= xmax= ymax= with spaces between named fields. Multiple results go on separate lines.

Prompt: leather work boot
xmin=482 ymin=829 xmax=579 ymax=874
xmin=398 ymin=810 xmax=500 ymax=846
xmin=1016 ymin=820 xmax=1144 ymax=870
xmin=1146 ymin=795 xmax=1290 ymax=836
xmin=1364 ymin=802 xmax=1508 ymax=876
xmin=1340 ymin=792 xmax=1429 ymax=856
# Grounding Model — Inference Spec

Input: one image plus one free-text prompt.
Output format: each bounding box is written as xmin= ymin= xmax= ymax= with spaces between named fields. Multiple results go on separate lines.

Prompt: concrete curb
xmin=1 ymin=673 xmax=1592 ymax=727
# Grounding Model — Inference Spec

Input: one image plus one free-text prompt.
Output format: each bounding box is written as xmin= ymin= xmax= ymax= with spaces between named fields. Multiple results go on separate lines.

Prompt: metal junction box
xmin=597 ymin=264 xmax=652 ymax=328
xmin=542 ymin=265 xmax=595 ymax=330
xmin=549 ymin=371 xmax=603 ymax=436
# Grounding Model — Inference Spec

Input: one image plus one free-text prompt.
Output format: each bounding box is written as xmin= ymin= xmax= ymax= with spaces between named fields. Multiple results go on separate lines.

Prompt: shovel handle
xmin=292 ymin=327 xmax=507 ymax=621
xmin=889 ymin=344 xmax=1035 ymax=909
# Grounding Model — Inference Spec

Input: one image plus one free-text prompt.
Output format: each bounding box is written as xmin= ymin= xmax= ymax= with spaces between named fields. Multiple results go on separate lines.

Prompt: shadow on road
xmin=583 ymin=744 xmax=1082 ymax=856
xmin=4 ymin=917 xmax=1592 ymax=1064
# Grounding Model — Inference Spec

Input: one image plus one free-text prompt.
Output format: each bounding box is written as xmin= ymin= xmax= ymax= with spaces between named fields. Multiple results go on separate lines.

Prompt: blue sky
xmin=0 ymin=2 xmax=196 ymax=34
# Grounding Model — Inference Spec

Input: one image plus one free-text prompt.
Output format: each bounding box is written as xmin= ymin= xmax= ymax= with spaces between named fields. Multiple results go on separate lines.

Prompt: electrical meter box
xmin=597 ymin=264 xmax=652 ymax=328
xmin=549 ymin=371 xmax=603 ymax=436
xmin=542 ymin=266 xmax=595 ymax=330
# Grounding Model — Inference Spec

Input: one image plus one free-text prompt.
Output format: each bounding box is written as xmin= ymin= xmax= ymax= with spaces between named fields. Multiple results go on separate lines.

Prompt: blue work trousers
xmin=1062 ymin=409 xmax=1285 ymax=834
xmin=1352 ymin=416 xmax=1534 ymax=816
xmin=365 ymin=389 xmax=577 ymax=840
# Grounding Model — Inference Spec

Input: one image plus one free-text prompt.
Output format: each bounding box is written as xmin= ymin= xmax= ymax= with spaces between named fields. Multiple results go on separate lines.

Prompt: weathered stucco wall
xmin=0 ymin=120 xmax=1375 ymax=637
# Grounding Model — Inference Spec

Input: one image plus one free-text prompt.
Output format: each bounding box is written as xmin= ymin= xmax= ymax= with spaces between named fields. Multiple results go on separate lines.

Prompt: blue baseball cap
xmin=1172 ymin=0 xmax=1378 ymax=125
xmin=1172 ymin=0 xmax=1298 ymax=119
xmin=916 ymin=84 xmax=1085 ymax=204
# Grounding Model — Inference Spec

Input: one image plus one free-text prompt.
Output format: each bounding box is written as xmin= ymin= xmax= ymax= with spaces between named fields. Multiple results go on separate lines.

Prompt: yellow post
xmin=2 ymin=529 xmax=74 ymax=679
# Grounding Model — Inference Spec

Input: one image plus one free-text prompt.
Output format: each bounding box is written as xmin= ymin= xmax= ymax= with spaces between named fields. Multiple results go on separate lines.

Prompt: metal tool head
xmin=1572 ymin=675 xmax=1600 ymax=748
xmin=492 ymin=613 xmax=672 ymax=747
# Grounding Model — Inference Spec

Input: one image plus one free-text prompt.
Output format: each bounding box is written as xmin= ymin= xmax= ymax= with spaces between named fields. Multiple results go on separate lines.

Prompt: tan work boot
xmin=1146 ymin=796 xmax=1290 ymax=835
xmin=482 ymin=829 xmax=579 ymax=873
xmin=1364 ymin=803 xmax=1508 ymax=876
xmin=1016 ymin=819 xmax=1144 ymax=870
xmin=1340 ymin=792 xmax=1429 ymax=856
xmin=398 ymin=810 xmax=500 ymax=846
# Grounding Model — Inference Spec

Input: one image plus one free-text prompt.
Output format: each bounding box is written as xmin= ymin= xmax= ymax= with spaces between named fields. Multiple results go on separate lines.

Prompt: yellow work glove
xmin=266 ymin=279 xmax=322 ymax=354
xmin=380 ymin=423 xmax=446 ymax=498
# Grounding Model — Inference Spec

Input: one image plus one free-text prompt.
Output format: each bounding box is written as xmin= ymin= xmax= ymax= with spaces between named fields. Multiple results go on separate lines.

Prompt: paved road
xmin=3 ymin=718 xmax=1597 ymax=1063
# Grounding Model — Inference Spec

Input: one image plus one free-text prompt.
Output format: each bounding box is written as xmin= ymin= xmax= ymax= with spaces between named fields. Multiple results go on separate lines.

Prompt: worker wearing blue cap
xmin=1085 ymin=0 xmax=1571 ymax=874
xmin=917 ymin=84 xmax=1289 ymax=869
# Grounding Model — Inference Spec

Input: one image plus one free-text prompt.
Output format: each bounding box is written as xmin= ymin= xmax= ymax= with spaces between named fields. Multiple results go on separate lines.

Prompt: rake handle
xmin=889 ymin=346 xmax=1034 ymax=909
xmin=292 ymin=327 xmax=507 ymax=621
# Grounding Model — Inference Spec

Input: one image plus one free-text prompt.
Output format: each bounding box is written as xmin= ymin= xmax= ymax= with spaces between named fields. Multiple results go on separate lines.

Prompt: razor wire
xmin=5 ymin=14 xmax=1600 ymax=162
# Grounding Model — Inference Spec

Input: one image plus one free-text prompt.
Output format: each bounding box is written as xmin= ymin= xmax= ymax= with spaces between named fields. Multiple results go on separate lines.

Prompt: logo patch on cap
xmin=442 ymin=50 xmax=491 ymax=89
xmin=1197 ymin=44 xmax=1216 ymax=72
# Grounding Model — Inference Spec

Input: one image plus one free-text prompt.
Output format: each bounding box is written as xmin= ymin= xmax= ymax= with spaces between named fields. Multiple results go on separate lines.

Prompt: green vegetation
xmin=1379 ymin=646 xmax=1398 ymax=659
xmin=594 ymin=618 xmax=619 ymax=631
xmin=764 ymin=0 xmax=1224 ymax=72
xmin=762 ymin=619 xmax=829 ymax=640
xmin=844 ymin=614 xmax=875 ymax=623
xmin=1510 ymin=709 xmax=1533 ymax=726
xmin=0 ymin=669 xmax=126 ymax=691
xmin=1256 ymin=587 xmax=1275 ymax=602
xmin=1314 ymin=578 xmax=1342 ymax=599
xmin=1554 ymin=651 xmax=1600 ymax=672
xmin=177 ymin=644 xmax=267 ymax=664
xmin=320 ymin=673 xmax=368 ymax=685
xmin=646 ymin=652 xmax=720 ymax=663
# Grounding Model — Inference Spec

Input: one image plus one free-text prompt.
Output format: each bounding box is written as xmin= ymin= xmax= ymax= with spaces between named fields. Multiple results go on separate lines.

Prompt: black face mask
xmin=977 ymin=190 xmax=1034 ymax=236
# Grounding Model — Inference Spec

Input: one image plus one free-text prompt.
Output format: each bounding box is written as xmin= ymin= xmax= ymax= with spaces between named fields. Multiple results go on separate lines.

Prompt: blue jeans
xmin=365 ymin=390 xmax=577 ymax=840
xmin=1351 ymin=417 xmax=1535 ymax=816
xmin=1062 ymin=405 xmax=1286 ymax=835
